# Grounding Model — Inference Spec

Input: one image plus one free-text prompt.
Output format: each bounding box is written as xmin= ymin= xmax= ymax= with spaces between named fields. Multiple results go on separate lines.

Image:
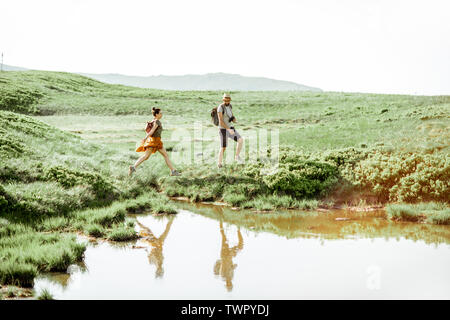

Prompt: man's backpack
xmin=211 ymin=103 xmax=232 ymax=126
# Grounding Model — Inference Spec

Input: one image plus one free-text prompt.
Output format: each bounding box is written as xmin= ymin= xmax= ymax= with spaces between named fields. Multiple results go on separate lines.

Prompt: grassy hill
xmin=1 ymin=70 xmax=449 ymax=151
xmin=0 ymin=70 xmax=449 ymax=288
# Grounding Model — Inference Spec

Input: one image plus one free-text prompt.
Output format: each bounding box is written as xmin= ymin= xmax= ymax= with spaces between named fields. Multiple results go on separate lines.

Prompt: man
xmin=213 ymin=220 xmax=244 ymax=292
xmin=217 ymin=93 xmax=244 ymax=168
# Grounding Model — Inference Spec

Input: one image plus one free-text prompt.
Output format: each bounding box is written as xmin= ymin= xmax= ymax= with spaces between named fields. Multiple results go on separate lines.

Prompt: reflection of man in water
xmin=137 ymin=218 xmax=173 ymax=278
xmin=213 ymin=220 xmax=244 ymax=292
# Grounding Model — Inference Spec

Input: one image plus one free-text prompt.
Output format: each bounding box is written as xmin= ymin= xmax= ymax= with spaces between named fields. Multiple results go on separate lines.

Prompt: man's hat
xmin=222 ymin=93 xmax=231 ymax=100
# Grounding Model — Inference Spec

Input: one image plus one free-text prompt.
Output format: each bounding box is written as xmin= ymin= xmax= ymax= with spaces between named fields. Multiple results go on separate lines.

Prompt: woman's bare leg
xmin=134 ymin=149 xmax=153 ymax=168
xmin=158 ymin=147 xmax=175 ymax=172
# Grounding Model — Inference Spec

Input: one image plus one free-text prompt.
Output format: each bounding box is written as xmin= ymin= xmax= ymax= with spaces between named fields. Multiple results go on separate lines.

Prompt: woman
xmin=129 ymin=107 xmax=181 ymax=176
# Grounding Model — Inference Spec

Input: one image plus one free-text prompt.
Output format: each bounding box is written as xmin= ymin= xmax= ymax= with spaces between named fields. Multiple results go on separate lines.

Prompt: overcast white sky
xmin=2 ymin=0 xmax=450 ymax=94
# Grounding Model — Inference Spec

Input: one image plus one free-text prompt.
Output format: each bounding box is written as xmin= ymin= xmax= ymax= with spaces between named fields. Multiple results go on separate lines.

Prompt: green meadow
xmin=0 ymin=70 xmax=449 ymax=291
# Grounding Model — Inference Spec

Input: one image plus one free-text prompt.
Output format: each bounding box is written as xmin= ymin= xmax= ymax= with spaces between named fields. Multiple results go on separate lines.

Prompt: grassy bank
xmin=0 ymin=109 xmax=177 ymax=287
xmin=386 ymin=202 xmax=450 ymax=225
xmin=1 ymin=71 xmax=448 ymax=211
xmin=159 ymin=146 xmax=449 ymax=215
xmin=1 ymin=71 xmax=449 ymax=211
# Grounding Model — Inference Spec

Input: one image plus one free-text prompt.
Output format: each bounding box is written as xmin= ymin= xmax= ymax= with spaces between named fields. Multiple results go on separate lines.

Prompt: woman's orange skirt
xmin=136 ymin=136 xmax=163 ymax=153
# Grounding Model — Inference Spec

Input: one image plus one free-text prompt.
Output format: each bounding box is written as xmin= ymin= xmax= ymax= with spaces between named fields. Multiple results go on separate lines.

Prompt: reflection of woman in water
xmin=213 ymin=220 xmax=244 ymax=292
xmin=137 ymin=218 xmax=173 ymax=278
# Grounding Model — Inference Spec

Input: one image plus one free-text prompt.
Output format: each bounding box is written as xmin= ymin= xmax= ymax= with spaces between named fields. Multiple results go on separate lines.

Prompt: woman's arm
xmin=144 ymin=123 xmax=158 ymax=140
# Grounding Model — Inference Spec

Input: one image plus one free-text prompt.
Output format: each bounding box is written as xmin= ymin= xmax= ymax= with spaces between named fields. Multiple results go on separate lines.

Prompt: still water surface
xmin=34 ymin=202 xmax=450 ymax=299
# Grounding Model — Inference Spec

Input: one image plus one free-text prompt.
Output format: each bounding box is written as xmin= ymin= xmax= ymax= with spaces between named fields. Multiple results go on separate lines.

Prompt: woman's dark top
xmin=152 ymin=119 xmax=162 ymax=138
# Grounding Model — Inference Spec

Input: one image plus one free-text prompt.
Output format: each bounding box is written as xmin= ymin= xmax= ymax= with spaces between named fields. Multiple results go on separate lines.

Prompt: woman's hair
xmin=152 ymin=107 xmax=161 ymax=117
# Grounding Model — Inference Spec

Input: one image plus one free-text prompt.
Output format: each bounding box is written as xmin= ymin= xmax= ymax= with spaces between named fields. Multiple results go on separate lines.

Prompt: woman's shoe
xmin=129 ymin=165 xmax=136 ymax=176
xmin=170 ymin=170 xmax=181 ymax=176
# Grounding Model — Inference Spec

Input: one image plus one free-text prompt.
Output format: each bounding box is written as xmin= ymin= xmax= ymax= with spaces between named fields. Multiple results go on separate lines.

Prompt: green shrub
xmin=43 ymin=166 xmax=116 ymax=199
xmin=262 ymin=161 xmax=339 ymax=198
xmin=322 ymin=147 xmax=368 ymax=167
xmin=0 ymin=78 xmax=44 ymax=114
xmin=0 ymin=133 xmax=29 ymax=157
xmin=349 ymin=151 xmax=449 ymax=202
xmin=2 ymin=182 xmax=96 ymax=219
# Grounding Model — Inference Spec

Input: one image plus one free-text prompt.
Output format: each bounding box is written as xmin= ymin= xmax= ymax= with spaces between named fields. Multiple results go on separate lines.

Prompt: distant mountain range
xmin=1 ymin=64 xmax=28 ymax=71
xmin=1 ymin=64 xmax=321 ymax=91
xmin=79 ymin=72 xmax=322 ymax=92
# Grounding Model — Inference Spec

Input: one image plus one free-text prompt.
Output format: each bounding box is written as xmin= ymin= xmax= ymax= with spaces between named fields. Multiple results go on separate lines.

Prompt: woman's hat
xmin=222 ymin=93 xmax=231 ymax=100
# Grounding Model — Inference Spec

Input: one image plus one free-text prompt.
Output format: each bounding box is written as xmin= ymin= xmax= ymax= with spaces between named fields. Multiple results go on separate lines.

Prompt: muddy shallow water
xmin=34 ymin=202 xmax=450 ymax=299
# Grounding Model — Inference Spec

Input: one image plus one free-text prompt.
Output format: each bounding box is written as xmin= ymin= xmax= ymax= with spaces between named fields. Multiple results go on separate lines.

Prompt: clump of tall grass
xmin=6 ymin=286 xmax=18 ymax=298
xmin=35 ymin=217 xmax=70 ymax=232
xmin=37 ymin=288 xmax=54 ymax=300
xmin=122 ymin=192 xmax=177 ymax=214
xmin=150 ymin=200 xmax=178 ymax=214
xmin=84 ymin=224 xmax=105 ymax=238
xmin=125 ymin=218 xmax=136 ymax=228
xmin=0 ymin=221 xmax=86 ymax=287
xmin=386 ymin=202 xmax=450 ymax=224
xmin=107 ymin=226 xmax=138 ymax=241
xmin=223 ymin=192 xmax=247 ymax=206
xmin=69 ymin=193 xmax=177 ymax=240
xmin=241 ymin=197 xmax=275 ymax=211
xmin=73 ymin=192 xmax=176 ymax=223
xmin=0 ymin=262 xmax=38 ymax=288
xmin=292 ymin=198 xmax=319 ymax=210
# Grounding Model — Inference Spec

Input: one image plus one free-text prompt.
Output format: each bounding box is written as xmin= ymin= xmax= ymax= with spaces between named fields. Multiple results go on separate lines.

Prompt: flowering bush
xmin=348 ymin=151 xmax=449 ymax=202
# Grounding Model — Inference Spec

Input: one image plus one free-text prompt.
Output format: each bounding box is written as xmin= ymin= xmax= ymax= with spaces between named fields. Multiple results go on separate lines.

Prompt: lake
xmin=34 ymin=202 xmax=450 ymax=299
